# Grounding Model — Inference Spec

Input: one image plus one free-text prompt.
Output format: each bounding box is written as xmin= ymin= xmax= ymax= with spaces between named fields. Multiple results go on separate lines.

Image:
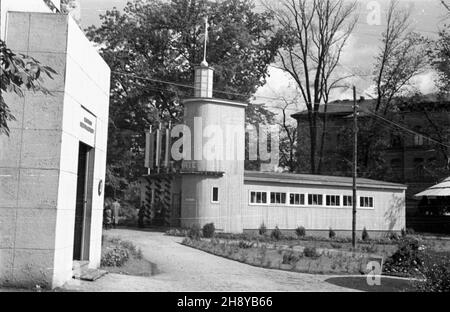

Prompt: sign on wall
xmin=79 ymin=106 xmax=96 ymax=147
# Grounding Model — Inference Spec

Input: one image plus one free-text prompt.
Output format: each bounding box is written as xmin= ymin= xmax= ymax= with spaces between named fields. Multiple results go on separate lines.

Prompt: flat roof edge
xmin=243 ymin=177 xmax=407 ymax=190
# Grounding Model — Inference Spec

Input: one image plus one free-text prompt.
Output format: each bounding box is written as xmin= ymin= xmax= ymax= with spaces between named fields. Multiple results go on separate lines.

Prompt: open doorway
xmin=73 ymin=142 xmax=95 ymax=261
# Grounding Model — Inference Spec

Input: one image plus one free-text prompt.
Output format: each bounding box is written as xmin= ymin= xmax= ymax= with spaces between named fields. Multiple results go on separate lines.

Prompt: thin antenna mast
xmin=201 ymin=16 xmax=209 ymax=67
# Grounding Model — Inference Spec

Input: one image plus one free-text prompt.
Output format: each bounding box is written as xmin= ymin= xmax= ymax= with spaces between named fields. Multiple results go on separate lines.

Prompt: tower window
xmin=212 ymin=187 xmax=219 ymax=203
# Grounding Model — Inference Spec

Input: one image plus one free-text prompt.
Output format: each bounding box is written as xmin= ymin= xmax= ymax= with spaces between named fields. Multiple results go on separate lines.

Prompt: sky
xmin=78 ymin=0 xmax=447 ymax=116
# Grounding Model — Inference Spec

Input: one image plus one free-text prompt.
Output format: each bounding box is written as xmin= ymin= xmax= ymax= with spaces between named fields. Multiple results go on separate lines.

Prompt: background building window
xmin=308 ymin=194 xmax=323 ymax=206
xmin=270 ymin=192 xmax=287 ymax=204
xmin=390 ymin=158 xmax=401 ymax=169
xmin=250 ymin=191 xmax=267 ymax=204
xmin=212 ymin=187 xmax=219 ymax=203
xmin=289 ymin=193 xmax=305 ymax=205
xmin=326 ymin=195 xmax=340 ymax=206
xmin=359 ymin=196 xmax=374 ymax=208
xmin=343 ymin=195 xmax=352 ymax=206
xmin=413 ymin=126 xmax=424 ymax=146
xmin=414 ymin=158 xmax=425 ymax=177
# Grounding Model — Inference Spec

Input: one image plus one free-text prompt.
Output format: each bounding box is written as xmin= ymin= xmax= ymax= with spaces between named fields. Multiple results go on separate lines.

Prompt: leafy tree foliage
xmin=85 ymin=0 xmax=281 ymax=197
xmin=0 ymin=40 xmax=56 ymax=136
xmin=430 ymin=25 xmax=450 ymax=95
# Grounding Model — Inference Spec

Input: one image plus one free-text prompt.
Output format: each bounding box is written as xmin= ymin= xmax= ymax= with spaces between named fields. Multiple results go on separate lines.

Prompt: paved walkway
xmin=62 ymin=228 xmax=357 ymax=292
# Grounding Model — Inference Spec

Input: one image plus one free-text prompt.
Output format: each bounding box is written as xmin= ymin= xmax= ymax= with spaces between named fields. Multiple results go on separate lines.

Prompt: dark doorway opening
xmin=73 ymin=142 xmax=95 ymax=261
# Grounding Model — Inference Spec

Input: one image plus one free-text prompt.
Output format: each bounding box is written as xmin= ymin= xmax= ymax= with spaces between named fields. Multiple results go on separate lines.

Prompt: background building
xmin=0 ymin=0 xmax=110 ymax=288
xmin=291 ymin=95 xmax=450 ymax=231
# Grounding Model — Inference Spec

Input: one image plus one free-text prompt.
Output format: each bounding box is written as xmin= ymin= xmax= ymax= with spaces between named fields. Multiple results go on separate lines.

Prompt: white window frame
xmin=288 ymin=192 xmax=306 ymax=206
xmin=358 ymin=196 xmax=374 ymax=209
xmin=248 ymin=190 xmax=269 ymax=205
xmin=270 ymin=191 xmax=287 ymax=205
xmin=325 ymin=194 xmax=341 ymax=207
xmin=211 ymin=186 xmax=219 ymax=204
xmin=342 ymin=195 xmax=353 ymax=207
xmin=307 ymin=193 xmax=323 ymax=206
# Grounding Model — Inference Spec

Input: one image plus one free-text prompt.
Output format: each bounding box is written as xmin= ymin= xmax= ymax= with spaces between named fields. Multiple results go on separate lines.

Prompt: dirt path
xmin=62 ymin=228 xmax=358 ymax=292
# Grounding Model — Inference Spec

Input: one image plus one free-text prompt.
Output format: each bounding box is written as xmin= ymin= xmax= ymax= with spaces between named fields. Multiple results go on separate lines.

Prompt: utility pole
xmin=352 ymin=86 xmax=358 ymax=248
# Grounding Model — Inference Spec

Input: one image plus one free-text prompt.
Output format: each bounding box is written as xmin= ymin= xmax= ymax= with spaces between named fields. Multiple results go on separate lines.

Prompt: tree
xmin=0 ymin=40 xmax=56 ymax=136
xmin=85 ymin=0 xmax=281 ymax=197
xmin=430 ymin=24 xmax=450 ymax=95
xmin=373 ymin=0 xmax=430 ymax=115
xmin=274 ymin=97 xmax=297 ymax=172
xmin=263 ymin=0 xmax=358 ymax=173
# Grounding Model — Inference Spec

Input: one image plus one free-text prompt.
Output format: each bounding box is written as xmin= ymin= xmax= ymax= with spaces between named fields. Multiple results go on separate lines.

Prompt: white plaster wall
xmin=60 ymin=15 xmax=110 ymax=270
xmin=181 ymin=98 xmax=246 ymax=232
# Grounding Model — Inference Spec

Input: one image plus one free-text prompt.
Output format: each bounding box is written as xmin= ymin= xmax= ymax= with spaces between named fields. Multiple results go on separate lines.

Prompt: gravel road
xmin=62 ymin=228 xmax=358 ymax=292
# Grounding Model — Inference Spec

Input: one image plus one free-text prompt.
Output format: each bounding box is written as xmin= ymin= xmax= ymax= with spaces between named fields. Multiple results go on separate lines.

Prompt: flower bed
xmin=182 ymin=237 xmax=384 ymax=275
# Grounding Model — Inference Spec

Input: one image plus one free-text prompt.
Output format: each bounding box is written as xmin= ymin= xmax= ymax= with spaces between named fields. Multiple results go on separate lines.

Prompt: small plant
xmin=295 ymin=226 xmax=306 ymax=237
xmin=238 ymin=240 xmax=253 ymax=249
xmin=202 ymin=223 xmax=215 ymax=238
xmin=101 ymin=246 xmax=129 ymax=267
xmin=282 ymin=251 xmax=300 ymax=265
xmin=259 ymin=222 xmax=267 ymax=235
xmin=387 ymin=231 xmax=399 ymax=241
xmin=188 ymin=223 xmax=201 ymax=240
xmin=303 ymin=246 xmax=319 ymax=258
xmin=329 ymin=227 xmax=336 ymax=239
xmin=362 ymin=227 xmax=369 ymax=241
xmin=270 ymin=226 xmax=282 ymax=241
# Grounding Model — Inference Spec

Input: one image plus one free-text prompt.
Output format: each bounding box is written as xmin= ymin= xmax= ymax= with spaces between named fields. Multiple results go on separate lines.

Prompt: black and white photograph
xmin=0 ymin=0 xmax=449 ymax=297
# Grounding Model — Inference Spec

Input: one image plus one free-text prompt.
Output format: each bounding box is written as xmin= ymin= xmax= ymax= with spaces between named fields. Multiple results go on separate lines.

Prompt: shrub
xmin=329 ymin=228 xmax=336 ymax=239
xmin=202 ymin=223 xmax=215 ymax=238
xmin=303 ymin=246 xmax=319 ymax=258
xmin=101 ymin=246 xmax=129 ymax=267
xmin=270 ymin=226 xmax=282 ymax=241
xmin=415 ymin=252 xmax=450 ymax=292
xmin=362 ymin=227 xmax=369 ymax=241
xmin=188 ymin=223 xmax=202 ymax=240
xmin=238 ymin=240 xmax=254 ymax=249
xmin=259 ymin=223 xmax=267 ymax=235
xmin=295 ymin=226 xmax=306 ymax=237
xmin=282 ymin=251 xmax=300 ymax=264
xmin=387 ymin=231 xmax=400 ymax=241
xmin=383 ymin=237 xmax=424 ymax=276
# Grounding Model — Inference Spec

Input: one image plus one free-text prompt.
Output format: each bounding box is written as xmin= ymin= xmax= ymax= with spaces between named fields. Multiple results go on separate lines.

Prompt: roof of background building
xmin=291 ymin=93 xmax=450 ymax=119
xmin=244 ymin=170 xmax=407 ymax=190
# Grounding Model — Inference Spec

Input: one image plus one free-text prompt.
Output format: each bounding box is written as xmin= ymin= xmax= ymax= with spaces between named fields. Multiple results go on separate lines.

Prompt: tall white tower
xmin=180 ymin=18 xmax=247 ymax=232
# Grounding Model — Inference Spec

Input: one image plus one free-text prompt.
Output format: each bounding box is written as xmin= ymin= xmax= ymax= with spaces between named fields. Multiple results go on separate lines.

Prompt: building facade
xmin=0 ymin=0 xmax=110 ymax=288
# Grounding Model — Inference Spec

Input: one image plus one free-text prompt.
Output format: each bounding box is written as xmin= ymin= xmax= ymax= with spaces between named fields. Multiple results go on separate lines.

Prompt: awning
xmin=414 ymin=176 xmax=450 ymax=197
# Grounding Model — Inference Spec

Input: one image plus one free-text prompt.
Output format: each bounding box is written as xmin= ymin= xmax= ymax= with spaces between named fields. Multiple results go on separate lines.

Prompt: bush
xmin=188 ymin=224 xmax=202 ymax=240
xmin=238 ymin=240 xmax=254 ymax=249
xmin=329 ymin=228 xmax=336 ymax=239
xmin=362 ymin=227 xmax=369 ymax=241
xmin=415 ymin=252 xmax=450 ymax=292
xmin=383 ymin=237 xmax=424 ymax=276
xmin=282 ymin=251 xmax=300 ymax=264
xmin=303 ymin=246 xmax=319 ymax=258
xmin=295 ymin=226 xmax=306 ymax=237
xmin=387 ymin=231 xmax=400 ymax=241
xmin=270 ymin=226 xmax=282 ymax=241
xmin=202 ymin=223 xmax=215 ymax=238
xmin=101 ymin=246 xmax=129 ymax=267
xmin=259 ymin=223 xmax=267 ymax=235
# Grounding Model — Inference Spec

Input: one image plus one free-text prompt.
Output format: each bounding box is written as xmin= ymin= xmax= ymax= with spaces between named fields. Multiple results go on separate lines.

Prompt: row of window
xmin=249 ymin=191 xmax=374 ymax=208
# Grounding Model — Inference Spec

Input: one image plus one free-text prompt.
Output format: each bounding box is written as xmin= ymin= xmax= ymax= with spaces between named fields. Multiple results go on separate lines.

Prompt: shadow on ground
xmin=324 ymin=276 xmax=416 ymax=292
